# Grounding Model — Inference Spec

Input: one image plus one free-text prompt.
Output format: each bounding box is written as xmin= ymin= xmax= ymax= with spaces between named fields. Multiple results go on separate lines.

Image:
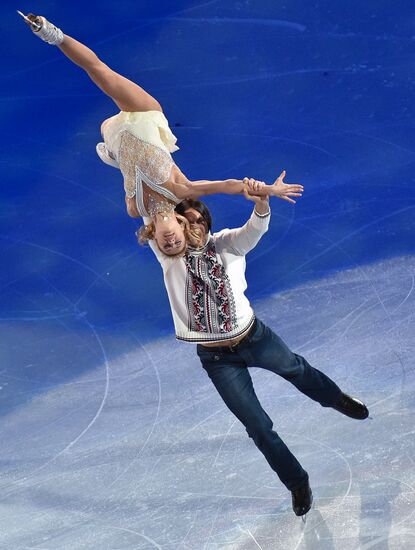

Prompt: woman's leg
xmin=23 ymin=12 xmax=162 ymax=113
xmin=58 ymin=34 xmax=162 ymax=112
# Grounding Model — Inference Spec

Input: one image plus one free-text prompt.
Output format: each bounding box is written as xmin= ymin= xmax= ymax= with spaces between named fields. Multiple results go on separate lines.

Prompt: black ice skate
xmin=333 ymin=392 xmax=369 ymax=420
xmin=291 ymin=478 xmax=313 ymax=519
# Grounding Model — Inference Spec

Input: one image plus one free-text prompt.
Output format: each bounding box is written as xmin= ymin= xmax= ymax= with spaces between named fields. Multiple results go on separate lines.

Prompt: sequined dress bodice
xmin=118 ymin=131 xmax=180 ymax=217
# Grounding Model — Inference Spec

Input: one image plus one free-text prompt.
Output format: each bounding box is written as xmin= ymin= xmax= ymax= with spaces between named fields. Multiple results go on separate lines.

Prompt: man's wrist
xmin=254 ymin=205 xmax=270 ymax=218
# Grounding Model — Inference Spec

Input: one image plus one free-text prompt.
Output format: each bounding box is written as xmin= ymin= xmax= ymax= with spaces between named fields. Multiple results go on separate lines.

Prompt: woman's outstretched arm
xmin=176 ymin=171 xmax=304 ymax=204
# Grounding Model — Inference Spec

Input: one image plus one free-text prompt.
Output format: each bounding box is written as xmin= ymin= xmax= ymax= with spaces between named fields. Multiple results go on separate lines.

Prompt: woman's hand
xmin=243 ymin=172 xmax=303 ymax=203
xmin=271 ymin=171 xmax=303 ymax=203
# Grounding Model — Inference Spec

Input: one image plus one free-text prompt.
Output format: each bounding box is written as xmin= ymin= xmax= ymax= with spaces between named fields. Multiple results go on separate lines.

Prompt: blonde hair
xmin=137 ymin=213 xmax=204 ymax=257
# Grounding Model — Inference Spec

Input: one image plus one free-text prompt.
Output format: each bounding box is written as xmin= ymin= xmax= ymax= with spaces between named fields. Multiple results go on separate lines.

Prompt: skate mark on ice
xmin=238 ymin=523 xmax=265 ymax=549
xmin=106 ymin=333 xmax=162 ymax=490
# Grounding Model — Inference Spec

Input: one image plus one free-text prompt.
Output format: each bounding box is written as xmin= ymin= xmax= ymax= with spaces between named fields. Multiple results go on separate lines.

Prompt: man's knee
xmin=278 ymin=353 xmax=305 ymax=379
xmin=245 ymin=412 xmax=273 ymax=443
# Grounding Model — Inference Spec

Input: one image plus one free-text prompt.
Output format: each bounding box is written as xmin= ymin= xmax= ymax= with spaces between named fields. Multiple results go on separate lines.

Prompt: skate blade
xmin=300 ymin=498 xmax=315 ymax=523
xmin=17 ymin=10 xmax=42 ymax=30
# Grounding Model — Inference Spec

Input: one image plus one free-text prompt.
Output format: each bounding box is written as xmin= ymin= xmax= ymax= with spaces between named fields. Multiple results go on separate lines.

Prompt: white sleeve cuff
xmin=254 ymin=208 xmax=271 ymax=218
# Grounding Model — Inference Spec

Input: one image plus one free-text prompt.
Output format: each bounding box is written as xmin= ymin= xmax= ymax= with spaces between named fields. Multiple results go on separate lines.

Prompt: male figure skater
xmin=144 ymin=191 xmax=369 ymax=517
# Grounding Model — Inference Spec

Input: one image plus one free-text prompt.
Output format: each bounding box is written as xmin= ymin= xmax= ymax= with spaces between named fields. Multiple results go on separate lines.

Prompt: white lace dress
xmin=96 ymin=110 xmax=181 ymax=216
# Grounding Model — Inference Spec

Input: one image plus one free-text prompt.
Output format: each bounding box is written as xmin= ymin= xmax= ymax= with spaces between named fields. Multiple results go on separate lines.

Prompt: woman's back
xmin=100 ymin=110 xmax=184 ymax=216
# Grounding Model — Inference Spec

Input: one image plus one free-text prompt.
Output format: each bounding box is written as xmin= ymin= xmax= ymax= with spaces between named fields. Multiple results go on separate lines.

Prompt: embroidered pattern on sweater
xmin=185 ymin=241 xmax=237 ymax=333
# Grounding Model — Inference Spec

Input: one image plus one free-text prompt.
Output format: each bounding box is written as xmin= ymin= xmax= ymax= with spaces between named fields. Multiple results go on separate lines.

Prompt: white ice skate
xmin=17 ymin=11 xmax=64 ymax=45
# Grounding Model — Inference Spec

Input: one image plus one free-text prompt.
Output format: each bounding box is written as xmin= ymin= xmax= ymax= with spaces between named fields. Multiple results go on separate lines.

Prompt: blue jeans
xmin=196 ymin=318 xmax=342 ymax=491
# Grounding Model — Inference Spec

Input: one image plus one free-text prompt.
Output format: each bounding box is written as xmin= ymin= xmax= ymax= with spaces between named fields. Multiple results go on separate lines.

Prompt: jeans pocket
xmin=241 ymin=318 xmax=263 ymax=346
xmin=197 ymin=345 xmax=221 ymax=361
xmin=200 ymin=353 xmax=222 ymax=363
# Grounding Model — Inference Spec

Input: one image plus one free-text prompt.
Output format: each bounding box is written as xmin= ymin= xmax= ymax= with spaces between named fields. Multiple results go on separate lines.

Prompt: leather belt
xmin=200 ymin=318 xmax=256 ymax=352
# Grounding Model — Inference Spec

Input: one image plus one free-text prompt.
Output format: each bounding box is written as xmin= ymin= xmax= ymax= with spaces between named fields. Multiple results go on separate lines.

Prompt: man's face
xmin=183 ymin=208 xmax=208 ymax=242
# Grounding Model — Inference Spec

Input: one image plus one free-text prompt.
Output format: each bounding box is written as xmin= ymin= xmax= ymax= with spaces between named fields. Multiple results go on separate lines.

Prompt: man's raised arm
xmin=214 ymin=191 xmax=271 ymax=256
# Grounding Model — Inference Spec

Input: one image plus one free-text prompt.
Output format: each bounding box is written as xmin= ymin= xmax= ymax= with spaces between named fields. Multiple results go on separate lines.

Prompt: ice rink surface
xmin=1 ymin=1 xmax=414 ymax=548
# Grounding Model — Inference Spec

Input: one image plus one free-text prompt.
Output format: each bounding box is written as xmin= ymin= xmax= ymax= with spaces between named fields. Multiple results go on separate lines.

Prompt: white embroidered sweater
xmin=147 ymin=207 xmax=270 ymax=343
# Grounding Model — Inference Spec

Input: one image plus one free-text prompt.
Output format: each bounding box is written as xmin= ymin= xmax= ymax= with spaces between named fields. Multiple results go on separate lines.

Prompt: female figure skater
xmin=19 ymin=12 xmax=303 ymax=256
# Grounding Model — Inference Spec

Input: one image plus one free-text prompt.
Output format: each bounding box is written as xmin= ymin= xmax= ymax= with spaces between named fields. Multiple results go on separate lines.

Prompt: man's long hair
xmin=175 ymin=199 xmax=212 ymax=233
